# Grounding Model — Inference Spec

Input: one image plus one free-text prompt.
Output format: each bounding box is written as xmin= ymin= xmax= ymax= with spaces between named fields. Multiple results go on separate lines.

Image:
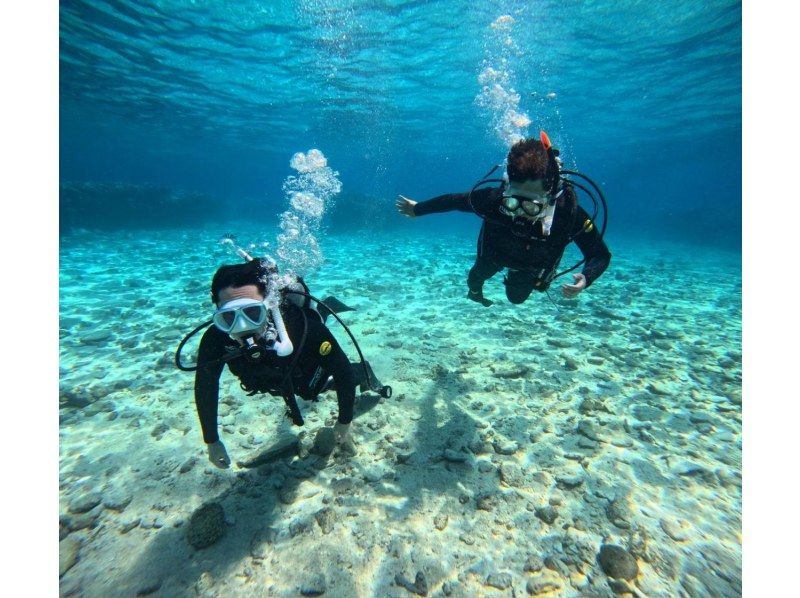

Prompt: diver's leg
xmin=467 ymin=254 xmax=501 ymax=307
xmin=504 ymin=270 xmax=538 ymax=304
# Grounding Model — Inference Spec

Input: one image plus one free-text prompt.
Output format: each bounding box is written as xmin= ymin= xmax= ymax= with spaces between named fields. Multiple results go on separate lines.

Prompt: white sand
xmin=59 ymin=226 xmax=741 ymax=597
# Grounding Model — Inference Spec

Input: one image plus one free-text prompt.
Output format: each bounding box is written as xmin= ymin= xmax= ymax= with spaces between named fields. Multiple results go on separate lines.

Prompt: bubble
xmin=290 ymin=191 xmax=324 ymax=219
xmin=289 ymin=149 xmax=329 ymax=173
xmin=476 ymin=16 xmax=531 ymax=147
xmin=491 ymin=15 xmax=515 ymax=30
xmin=275 ymin=148 xmax=341 ymax=277
xmin=222 ymin=149 xmax=341 ymax=294
xmin=509 ymin=111 xmax=531 ymax=128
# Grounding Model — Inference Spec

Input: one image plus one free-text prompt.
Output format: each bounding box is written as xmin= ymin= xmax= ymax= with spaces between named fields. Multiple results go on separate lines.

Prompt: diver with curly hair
xmin=397 ymin=132 xmax=611 ymax=306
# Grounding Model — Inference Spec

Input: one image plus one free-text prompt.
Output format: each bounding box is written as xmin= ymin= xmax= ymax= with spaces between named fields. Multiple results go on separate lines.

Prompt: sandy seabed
xmin=59 ymin=225 xmax=741 ymax=597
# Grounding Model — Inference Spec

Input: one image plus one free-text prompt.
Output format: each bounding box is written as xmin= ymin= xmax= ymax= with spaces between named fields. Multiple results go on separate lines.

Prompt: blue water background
xmin=60 ymin=0 xmax=741 ymax=249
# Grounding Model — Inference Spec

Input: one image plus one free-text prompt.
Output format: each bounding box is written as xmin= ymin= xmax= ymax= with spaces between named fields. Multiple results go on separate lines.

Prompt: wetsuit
xmin=194 ymin=302 xmax=356 ymax=444
xmin=413 ymin=185 xmax=611 ymax=303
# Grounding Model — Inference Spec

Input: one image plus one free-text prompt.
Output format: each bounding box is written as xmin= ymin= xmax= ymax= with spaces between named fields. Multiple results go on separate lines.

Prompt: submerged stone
xmin=606 ymin=497 xmax=632 ymax=529
xmin=631 ymin=404 xmax=665 ymax=422
xmin=239 ymin=437 xmax=301 ymax=467
xmin=556 ymin=471 xmax=584 ymax=489
xmin=187 ymin=502 xmax=226 ymax=549
xmin=499 ymin=463 xmax=524 ymax=487
xmin=485 ymin=572 xmax=513 ymax=590
xmin=395 ymin=571 xmax=428 ymax=596
xmin=315 ymin=508 xmax=336 ymax=534
xmin=534 ymin=505 xmax=558 ymax=525
xmin=60 ymin=390 xmax=92 ymax=409
xmin=68 ymin=491 xmax=103 ymax=514
xmin=135 ymin=579 xmax=162 ymax=596
xmin=433 ymin=514 xmax=449 ymax=531
xmin=310 ymin=428 xmax=336 ymax=456
xmin=598 ymin=544 xmax=639 ymax=580
xmin=80 ymin=330 xmax=114 ymax=345
xmin=300 ymin=573 xmax=327 ymax=596
xmin=493 ymin=440 xmax=519 ymax=455
xmin=660 ymin=517 xmax=691 ymax=541
xmin=523 ymin=555 xmax=544 ymax=572
xmin=443 ymin=449 xmax=469 ymax=463
xmin=102 ymin=489 xmax=133 ymax=512
xmin=526 ymin=578 xmax=561 ymax=596
xmin=59 ymin=536 xmax=81 ymax=577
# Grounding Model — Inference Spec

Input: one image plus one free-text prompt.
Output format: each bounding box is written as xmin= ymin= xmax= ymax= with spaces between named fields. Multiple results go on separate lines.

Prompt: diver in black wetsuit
xmin=180 ymin=258 xmax=389 ymax=469
xmin=397 ymin=133 xmax=611 ymax=306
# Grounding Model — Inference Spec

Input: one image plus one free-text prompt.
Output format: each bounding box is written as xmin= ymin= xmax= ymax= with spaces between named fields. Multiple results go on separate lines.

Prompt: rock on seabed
xmin=598 ymin=544 xmax=639 ymax=580
xmin=186 ymin=503 xmax=226 ymax=549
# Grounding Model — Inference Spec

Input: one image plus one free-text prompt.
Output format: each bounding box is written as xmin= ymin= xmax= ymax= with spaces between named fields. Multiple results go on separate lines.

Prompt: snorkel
xmin=538 ymin=130 xmax=562 ymax=200
xmin=268 ymin=305 xmax=293 ymax=357
xmin=220 ymin=235 xmax=254 ymax=262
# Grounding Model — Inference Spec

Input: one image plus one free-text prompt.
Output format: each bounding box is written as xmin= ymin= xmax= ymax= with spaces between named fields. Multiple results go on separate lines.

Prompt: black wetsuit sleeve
xmin=571 ymin=205 xmax=612 ymax=288
xmin=413 ymin=187 xmax=496 ymax=217
xmin=305 ymin=319 xmax=356 ymax=425
xmin=194 ymin=327 xmax=226 ymax=444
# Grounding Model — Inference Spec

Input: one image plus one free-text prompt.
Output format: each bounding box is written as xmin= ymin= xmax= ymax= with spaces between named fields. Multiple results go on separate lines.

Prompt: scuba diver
xmin=175 ymin=253 xmax=391 ymax=469
xmin=396 ymin=132 xmax=611 ymax=306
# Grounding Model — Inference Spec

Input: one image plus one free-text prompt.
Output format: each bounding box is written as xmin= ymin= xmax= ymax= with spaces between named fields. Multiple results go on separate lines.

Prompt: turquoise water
xmin=59 ymin=1 xmax=742 ymax=596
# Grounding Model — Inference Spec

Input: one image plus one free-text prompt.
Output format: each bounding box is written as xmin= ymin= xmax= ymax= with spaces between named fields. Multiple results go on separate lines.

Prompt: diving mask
xmin=502 ymin=193 xmax=548 ymax=218
xmin=502 ymin=182 xmax=552 ymax=218
xmin=213 ymin=297 xmax=295 ymax=358
xmin=213 ymin=298 xmax=269 ymax=339
xmin=501 ymin=179 xmax=560 ymax=236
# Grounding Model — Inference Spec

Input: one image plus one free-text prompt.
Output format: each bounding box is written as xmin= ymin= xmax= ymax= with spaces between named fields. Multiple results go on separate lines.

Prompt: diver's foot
xmin=467 ymin=290 xmax=493 ymax=307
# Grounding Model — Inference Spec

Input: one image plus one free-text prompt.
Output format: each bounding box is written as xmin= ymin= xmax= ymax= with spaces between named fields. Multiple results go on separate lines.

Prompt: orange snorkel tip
xmin=540 ymin=130 xmax=552 ymax=151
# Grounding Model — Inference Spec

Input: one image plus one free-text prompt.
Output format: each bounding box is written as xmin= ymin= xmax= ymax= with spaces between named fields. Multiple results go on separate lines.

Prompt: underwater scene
xmin=59 ymin=1 xmax=742 ymax=597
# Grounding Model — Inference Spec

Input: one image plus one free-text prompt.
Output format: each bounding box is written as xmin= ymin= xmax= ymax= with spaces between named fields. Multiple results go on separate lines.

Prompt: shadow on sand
xmin=109 ymin=366 xmax=504 ymax=596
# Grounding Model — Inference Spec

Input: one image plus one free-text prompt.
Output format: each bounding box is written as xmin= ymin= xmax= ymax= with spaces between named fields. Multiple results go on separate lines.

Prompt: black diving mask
xmin=502 ymin=179 xmax=554 ymax=219
xmin=502 ymin=194 xmax=548 ymax=218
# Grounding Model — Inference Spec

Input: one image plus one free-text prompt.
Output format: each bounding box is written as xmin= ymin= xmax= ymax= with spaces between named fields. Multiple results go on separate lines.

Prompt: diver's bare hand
xmin=561 ymin=273 xmax=586 ymax=298
xmin=207 ymin=440 xmax=231 ymax=469
xmin=396 ymin=195 xmax=417 ymax=218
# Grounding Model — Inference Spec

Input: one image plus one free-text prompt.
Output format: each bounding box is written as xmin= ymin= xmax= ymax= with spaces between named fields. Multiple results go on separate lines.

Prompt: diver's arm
xmin=571 ymin=205 xmax=611 ymax=288
xmin=412 ymin=187 xmax=496 ymax=216
xmin=306 ymin=320 xmax=356 ymax=425
xmin=194 ymin=327 xmax=226 ymax=444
